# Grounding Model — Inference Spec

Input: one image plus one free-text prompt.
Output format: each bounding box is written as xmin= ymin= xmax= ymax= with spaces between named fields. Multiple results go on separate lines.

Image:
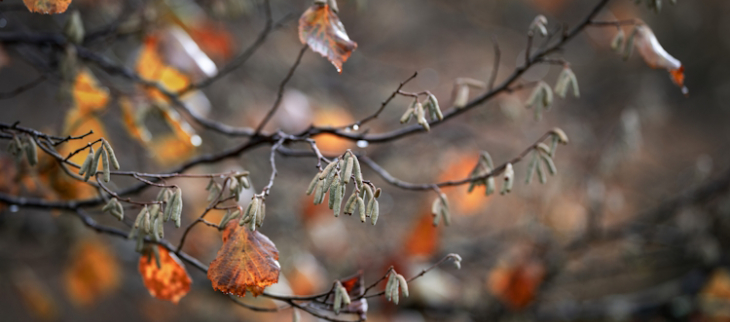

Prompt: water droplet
xmin=9 ymin=205 xmax=18 ymax=212
xmin=190 ymin=135 xmax=202 ymax=147
xmin=352 ymin=124 xmax=359 ymax=131
xmin=0 ymin=18 xmax=7 ymax=28
xmin=356 ymin=140 xmax=369 ymax=148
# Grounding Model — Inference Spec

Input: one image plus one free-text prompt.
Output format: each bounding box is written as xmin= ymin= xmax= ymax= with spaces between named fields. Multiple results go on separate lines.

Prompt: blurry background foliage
xmin=2 ymin=0 xmax=730 ymax=321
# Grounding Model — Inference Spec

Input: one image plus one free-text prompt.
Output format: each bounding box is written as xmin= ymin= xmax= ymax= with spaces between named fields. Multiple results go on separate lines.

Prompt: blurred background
xmin=2 ymin=0 xmax=730 ymax=321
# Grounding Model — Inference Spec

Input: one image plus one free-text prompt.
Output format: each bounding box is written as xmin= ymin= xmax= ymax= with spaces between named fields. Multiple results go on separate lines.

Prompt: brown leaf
xmin=139 ymin=246 xmax=192 ymax=304
xmin=633 ymin=23 xmax=688 ymax=94
xmin=208 ymin=221 xmax=280 ymax=297
xmin=23 ymin=0 xmax=71 ymax=14
xmin=299 ymin=3 xmax=358 ymax=73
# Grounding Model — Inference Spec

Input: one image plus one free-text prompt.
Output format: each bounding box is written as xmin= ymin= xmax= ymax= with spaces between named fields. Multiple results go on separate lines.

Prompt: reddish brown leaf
xmin=139 ymin=246 xmax=192 ymax=304
xmin=633 ymin=23 xmax=688 ymax=94
xmin=299 ymin=3 xmax=358 ymax=73
xmin=208 ymin=221 xmax=280 ymax=297
xmin=23 ymin=0 xmax=71 ymax=14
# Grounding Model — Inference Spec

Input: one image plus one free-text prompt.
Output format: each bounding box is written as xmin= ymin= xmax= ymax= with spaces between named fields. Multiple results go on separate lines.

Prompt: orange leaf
xmin=403 ymin=212 xmax=440 ymax=258
xmin=73 ymin=69 xmax=110 ymax=115
xmin=487 ymin=245 xmax=545 ymax=310
xmin=312 ymin=107 xmax=354 ymax=154
xmin=23 ymin=0 xmax=71 ymax=14
xmin=139 ymin=246 xmax=192 ymax=304
xmin=63 ymin=238 xmax=121 ymax=306
xmin=136 ymin=36 xmax=192 ymax=103
xmin=189 ymin=22 xmax=235 ymax=60
xmin=299 ymin=3 xmax=358 ymax=73
xmin=438 ymin=154 xmax=491 ymax=216
xmin=207 ymin=221 xmax=280 ymax=297
xmin=633 ymin=23 xmax=688 ymax=94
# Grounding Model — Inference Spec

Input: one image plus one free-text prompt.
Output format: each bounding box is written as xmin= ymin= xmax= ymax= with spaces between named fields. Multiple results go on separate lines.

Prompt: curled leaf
xmin=208 ymin=221 xmax=280 ymax=297
xmin=138 ymin=246 xmax=191 ymax=304
xmin=298 ymin=2 xmax=358 ymax=73
xmin=633 ymin=23 xmax=688 ymax=94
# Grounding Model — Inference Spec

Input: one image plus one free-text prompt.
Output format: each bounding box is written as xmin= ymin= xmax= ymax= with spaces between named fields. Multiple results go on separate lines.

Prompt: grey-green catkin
xmin=155 ymin=209 xmax=164 ymax=239
xmin=357 ymin=197 xmax=366 ymax=222
xmin=91 ymin=145 xmax=104 ymax=177
xmin=396 ymin=274 xmax=409 ymax=298
xmin=536 ymin=160 xmax=547 ymax=184
xmin=486 ymin=177 xmax=496 ymax=195
xmin=135 ymin=229 xmax=145 ymax=253
xmin=366 ymin=195 xmax=375 ymax=219
xmin=371 ymin=200 xmax=380 ymax=225
xmin=431 ymin=198 xmax=441 ymax=217
xmin=333 ymin=185 xmax=345 ymax=217
xmin=352 ymin=156 xmax=363 ymax=188
xmin=344 ymin=192 xmax=357 ymax=215
xmin=313 ymin=179 xmax=326 ymax=205
xmin=306 ymin=173 xmax=319 ymax=195
xmin=102 ymin=139 xmax=120 ymax=170
xmin=343 ymin=157 xmax=354 ymax=184
xmin=248 ymin=198 xmax=259 ymax=231
xmin=612 ymin=29 xmax=625 ymax=51
xmin=25 ymin=136 xmax=38 ymax=166
xmin=101 ymin=146 xmax=111 ymax=182
xmin=257 ymin=201 xmax=266 ymax=228
xmin=172 ymin=189 xmax=183 ymax=228
xmin=334 ymin=282 xmax=343 ymax=314
xmin=400 ymin=108 xmax=414 ymax=124
xmin=550 ymin=135 xmax=559 ymax=157
xmin=142 ymin=206 xmax=152 ymax=234
xmin=240 ymin=201 xmax=254 ymax=226
xmin=428 ymin=94 xmax=443 ymax=120
xmin=385 ymin=273 xmax=397 ymax=301
xmin=540 ymin=152 xmax=557 ymax=175
xmin=319 ymin=159 xmax=338 ymax=180
xmin=220 ymin=210 xmax=233 ymax=228
xmin=526 ymin=153 xmax=539 ymax=184
xmin=79 ymin=146 xmax=93 ymax=176
xmin=328 ymin=175 xmax=340 ymax=210
xmin=623 ymin=28 xmax=636 ymax=60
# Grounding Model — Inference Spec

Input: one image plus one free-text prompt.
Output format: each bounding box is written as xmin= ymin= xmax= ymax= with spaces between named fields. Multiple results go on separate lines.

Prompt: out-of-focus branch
xmin=356 ymin=132 xmax=552 ymax=191
xmin=254 ymin=44 xmax=308 ymax=135
xmin=0 ymin=75 xmax=46 ymax=99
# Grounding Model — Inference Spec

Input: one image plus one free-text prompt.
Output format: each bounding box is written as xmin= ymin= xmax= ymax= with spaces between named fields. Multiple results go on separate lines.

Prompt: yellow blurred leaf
xmin=73 ymin=69 xmax=110 ymax=115
xmin=12 ymin=269 xmax=59 ymax=321
xmin=136 ymin=36 xmax=192 ymax=103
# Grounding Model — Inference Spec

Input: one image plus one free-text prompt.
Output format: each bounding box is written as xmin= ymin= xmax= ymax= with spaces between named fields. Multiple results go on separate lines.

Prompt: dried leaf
xmin=633 ymin=23 xmax=688 ymax=94
xmin=23 ymin=0 xmax=71 ymax=14
xmin=299 ymin=3 xmax=358 ymax=73
xmin=208 ymin=221 xmax=280 ymax=297
xmin=139 ymin=246 xmax=192 ymax=304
